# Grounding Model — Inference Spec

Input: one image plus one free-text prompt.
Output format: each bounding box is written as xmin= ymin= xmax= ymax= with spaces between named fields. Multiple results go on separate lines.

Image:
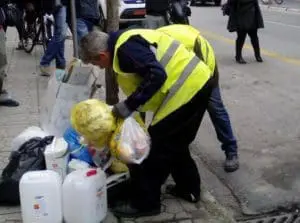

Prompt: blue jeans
xmin=76 ymin=18 xmax=95 ymax=42
xmin=207 ymin=86 xmax=238 ymax=155
xmin=40 ymin=6 xmax=67 ymax=69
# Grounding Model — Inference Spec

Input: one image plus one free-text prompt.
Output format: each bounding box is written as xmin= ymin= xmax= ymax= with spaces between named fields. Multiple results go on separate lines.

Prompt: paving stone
xmin=193 ymin=219 xmax=206 ymax=223
xmin=0 ymin=138 xmax=14 ymax=152
xmin=179 ymin=220 xmax=193 ymax=223
xmin=163 ymin=199 xmax=183 ymax=214
xmin=190 ymin=208 xmax=209 ymax=219
xmin=103 ymin=211 xmax=118 ymax=223
xmin=0 ymin=213 xmax=22 ymax=221
xmin=0 ymin=207 xmax=20 ymax=215
xmin=150 ymin=212 xmax=174 ymax=222
xmin=0 ymin=113 xmax=39 ymax=126
xmin=175 ymin=211 xmax=192 ymax=220
xmin=135 ymin=212 xmax=174 ymax=223
xmin=0 ymin=125 xmax=29 ymax=139
xmin=179 ymin=200 xmax=198 ymax=212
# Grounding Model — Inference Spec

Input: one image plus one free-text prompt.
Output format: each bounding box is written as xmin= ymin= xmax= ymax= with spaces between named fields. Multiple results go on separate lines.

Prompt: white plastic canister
xmin=19 ymin=170 xmax=63 ymax=223
xmin=63 ymin=168 xmax=107 ymax=223
xmin=44 ymin=137 xmax=69 ymax=179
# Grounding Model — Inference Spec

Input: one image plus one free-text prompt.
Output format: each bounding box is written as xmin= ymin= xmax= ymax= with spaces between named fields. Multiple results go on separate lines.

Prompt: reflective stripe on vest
xmin=157 ymin=25 xmax=216 ymax=74
xmin=154 ymin=40 xmax=201 ymax=116
xmin=156 ymin=55 xmax=200 ymax=115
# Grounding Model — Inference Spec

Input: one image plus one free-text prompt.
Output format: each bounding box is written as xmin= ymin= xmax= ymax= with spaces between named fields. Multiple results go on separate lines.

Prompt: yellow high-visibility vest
xmin=113 ymin=29 xmax=212 ymax=125
xmin=157 ymin=24 xmax=216 ymax=73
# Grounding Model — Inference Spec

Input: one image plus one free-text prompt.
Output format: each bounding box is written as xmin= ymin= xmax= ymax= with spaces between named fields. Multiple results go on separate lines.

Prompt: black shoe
xmin=112 ymin=203 xmax=160 ymax=218
xmin=235 ymin=56 xmax=247 ymax=64
xmin=165 ymin=184 xmax=200 ymax=203
xmin=0 ymin=91 xmax=19 ymax=107
xmin=224 ymin=154 xmax=239 ymax=172
xmin=255 ymin=55 xmax=263 ymax=63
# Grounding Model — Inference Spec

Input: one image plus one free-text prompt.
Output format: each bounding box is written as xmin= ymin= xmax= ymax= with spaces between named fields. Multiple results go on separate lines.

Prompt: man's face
xmin=90 ymin=52 xmax=111 ymax=69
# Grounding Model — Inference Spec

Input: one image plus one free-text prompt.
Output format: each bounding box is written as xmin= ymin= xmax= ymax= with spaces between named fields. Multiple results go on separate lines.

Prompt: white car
xmin=98 ymin=0 xmax=146 ymax=29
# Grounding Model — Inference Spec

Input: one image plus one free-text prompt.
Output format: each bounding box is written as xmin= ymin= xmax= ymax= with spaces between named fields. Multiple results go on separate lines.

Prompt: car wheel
xmin=214 ymin=0 xmax=221 ymax=6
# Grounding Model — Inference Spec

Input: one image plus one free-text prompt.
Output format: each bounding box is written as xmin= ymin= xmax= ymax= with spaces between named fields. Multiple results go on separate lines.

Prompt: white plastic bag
xmin=40 ymin=59 xmax=98 ymax=137
xmin=11 ymin=126 xmax=48 ymax=151
xmin=112 ymin=117 xmax=151 ymax=164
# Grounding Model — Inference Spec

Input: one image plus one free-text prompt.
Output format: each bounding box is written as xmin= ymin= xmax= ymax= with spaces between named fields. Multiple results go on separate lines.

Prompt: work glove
xmin=112 ymin=101 xmax=132 ymax=119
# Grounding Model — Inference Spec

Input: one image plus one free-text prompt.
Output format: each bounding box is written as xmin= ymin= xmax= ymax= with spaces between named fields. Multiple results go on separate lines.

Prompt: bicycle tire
xmin=274 ymin=0 xmax=283 ymax=4
xmin=22 ymin=23 xmax=37 ymax=54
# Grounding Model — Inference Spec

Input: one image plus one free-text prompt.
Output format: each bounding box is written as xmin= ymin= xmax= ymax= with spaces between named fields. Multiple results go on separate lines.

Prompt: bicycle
xmin=22 ymin=12 xmax=53 ymax=54
xmin=261 ymin=0 xmax=284 ymax=5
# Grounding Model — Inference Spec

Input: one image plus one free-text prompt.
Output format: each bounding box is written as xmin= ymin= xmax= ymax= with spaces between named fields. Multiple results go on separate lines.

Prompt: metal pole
xmin=70 ymin=0 xmax=79 ymax=58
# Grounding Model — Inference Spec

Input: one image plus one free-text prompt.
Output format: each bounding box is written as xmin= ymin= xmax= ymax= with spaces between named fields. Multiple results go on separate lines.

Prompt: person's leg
xmin=113 ymin=77 xmax=215 ymax=218
xmin=0 ymin=28 xmax=8 ymax=93
xmin=142 ymin=15 xmax=167 ymax=29
xmin=207 ymin=85 xmax=239 ymax=172
xmin=40 ymin=6 xmax=67 ymax=75
xmin=248 ymin=29 xmax=263 ymax=62
xmin=236 ymin=30 xmax=247 ymax=64
xmin=0 ymin=28 xmax=19 ymax=107
xmin=76 ymin=18 xmax=94 ymax=42
xmin=15 ymin=7 xmax=25 ymax=50
xmin=53 ymin=7 xmax=66 ymax=69
xmin=168 ymin=79 xmax=215 ymax=202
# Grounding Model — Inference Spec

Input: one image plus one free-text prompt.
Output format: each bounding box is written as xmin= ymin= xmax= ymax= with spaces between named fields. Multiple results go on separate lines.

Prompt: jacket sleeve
xmin=117 ymin=36 xmax=167 ymax=111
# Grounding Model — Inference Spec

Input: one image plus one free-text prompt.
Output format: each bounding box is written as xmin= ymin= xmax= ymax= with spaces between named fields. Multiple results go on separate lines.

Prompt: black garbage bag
xmin=0 ymin=136 xmax=54 ymax=205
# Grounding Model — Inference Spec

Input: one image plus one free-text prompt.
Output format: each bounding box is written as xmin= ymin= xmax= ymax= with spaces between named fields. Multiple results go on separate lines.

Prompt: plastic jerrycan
xmin=19 ymin=170 xmax=63 ymax=223
xmin=63 ymin=168 xmax=107 ymax=223
xmin=44 ymin=137 xmax=69 ymax=180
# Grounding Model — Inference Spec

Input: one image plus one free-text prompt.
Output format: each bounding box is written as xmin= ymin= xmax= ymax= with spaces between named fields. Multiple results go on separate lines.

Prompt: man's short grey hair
xmin=80 ymin=31 xmax=109 ymax=63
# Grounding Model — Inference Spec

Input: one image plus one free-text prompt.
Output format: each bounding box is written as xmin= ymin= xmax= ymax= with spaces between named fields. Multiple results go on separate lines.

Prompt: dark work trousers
xmin=129 ymin=76 xmax=215 ymax=210
xmin=236 ymin=29 xmax=261 ymax=58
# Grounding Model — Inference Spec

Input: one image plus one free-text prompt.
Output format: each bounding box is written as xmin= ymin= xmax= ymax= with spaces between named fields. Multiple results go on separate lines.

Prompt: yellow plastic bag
xmin=71 ymin=99 xmax=116 ymax=148
xmin=110 ymin=160 xmax=129 ymax=173
xmin=109 ymin=114 xmax=150 ymax=164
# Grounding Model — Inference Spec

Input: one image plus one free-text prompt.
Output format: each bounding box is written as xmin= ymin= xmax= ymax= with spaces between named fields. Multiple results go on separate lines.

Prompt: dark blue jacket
xmin=108 ymin=31 xmax=167 ymax=111
xmin=65 ymin=0 xmax=99 ymax=21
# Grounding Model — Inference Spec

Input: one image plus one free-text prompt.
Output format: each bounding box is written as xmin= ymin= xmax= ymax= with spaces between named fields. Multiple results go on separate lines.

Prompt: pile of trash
xmin=0 ymin=59 xmax=151 ymax=223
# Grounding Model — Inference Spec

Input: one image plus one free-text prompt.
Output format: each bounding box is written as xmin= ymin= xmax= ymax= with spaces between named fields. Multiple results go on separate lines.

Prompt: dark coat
xmin=65 ymin=0 xmax=100 ymax=21
xmin=227 ymin=0 xmax=264 ymax=32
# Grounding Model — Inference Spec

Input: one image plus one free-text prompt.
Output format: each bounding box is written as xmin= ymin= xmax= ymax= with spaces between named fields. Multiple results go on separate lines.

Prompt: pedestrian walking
xmin=40 ymin=1 xmax=67 ymax=76
xmin=143 ymin=0 xmax=169 ymax=28
xmin=227 ymin=0 xmax=264 ymax=64
xmin=0 ymin=4 xmax=19 ymax=107
xmin=158 ymin=24 xmax=239 ymax=172
xmin=64 ymin=0 xmax=100 ymax=42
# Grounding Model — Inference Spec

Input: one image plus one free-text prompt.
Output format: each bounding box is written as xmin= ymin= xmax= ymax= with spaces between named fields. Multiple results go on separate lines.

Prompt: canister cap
xmin=86 ymin=169 xmax=97 ymax=177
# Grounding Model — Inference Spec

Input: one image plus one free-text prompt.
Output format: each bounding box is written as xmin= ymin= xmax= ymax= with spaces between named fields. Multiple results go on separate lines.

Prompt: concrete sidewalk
xmin=0 ymin=29 xmax=236 ymax=223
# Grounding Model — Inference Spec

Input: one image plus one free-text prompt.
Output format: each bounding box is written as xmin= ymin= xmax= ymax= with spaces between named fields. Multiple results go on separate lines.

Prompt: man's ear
xmin=99 ymin=52 xmax=108 ymax=61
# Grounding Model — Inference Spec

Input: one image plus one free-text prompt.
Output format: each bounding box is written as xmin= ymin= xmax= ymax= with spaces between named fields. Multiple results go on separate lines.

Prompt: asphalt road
xmin=276 ymin=0 xmax=300 ymax=9
xmin=189 ymin=4 xmax=300 ymax=216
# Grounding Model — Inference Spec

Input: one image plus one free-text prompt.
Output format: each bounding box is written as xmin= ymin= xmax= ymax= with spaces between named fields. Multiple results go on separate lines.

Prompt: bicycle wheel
xmin=274 ymin=0 xmax=283 ymax=4
xmin=22 ymin=20 xmax=37 ymax=53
